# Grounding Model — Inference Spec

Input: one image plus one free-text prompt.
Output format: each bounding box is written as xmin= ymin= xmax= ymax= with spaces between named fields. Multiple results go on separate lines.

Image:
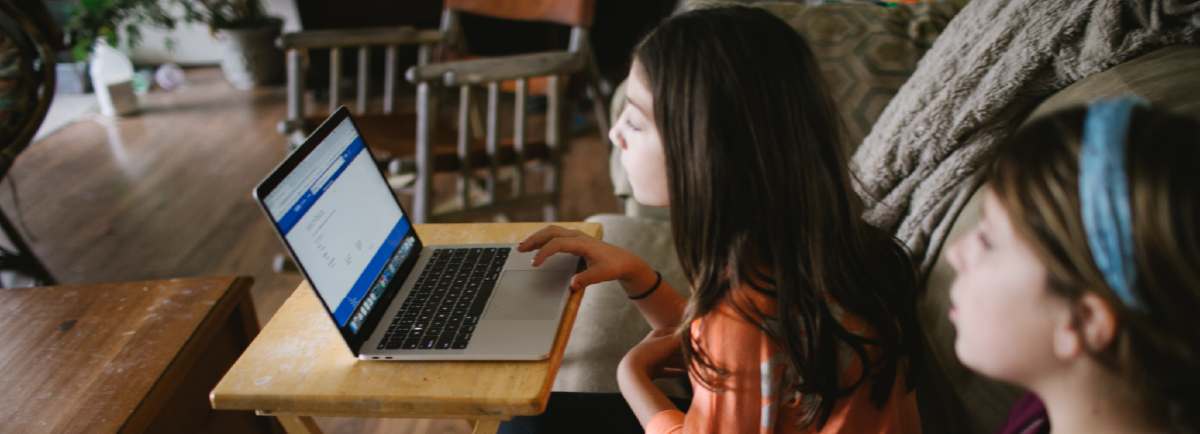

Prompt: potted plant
xmin=65 ymin=0 xmax=176 ymax=116
xmin=65 ymin=0 xmax=176 ymax=63
xmin=178 ymin=0 xmax=283 ymax=89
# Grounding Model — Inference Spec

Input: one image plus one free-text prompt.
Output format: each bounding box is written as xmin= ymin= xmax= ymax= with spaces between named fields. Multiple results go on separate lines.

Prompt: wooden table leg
xmin=276 ymin=415 xmax=323 ymax=434
xmin=472 ymin=419 xmax=501 ymax=434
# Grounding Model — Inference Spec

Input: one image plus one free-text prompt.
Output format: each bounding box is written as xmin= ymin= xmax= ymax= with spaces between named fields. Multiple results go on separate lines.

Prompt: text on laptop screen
xmin=263 ymin=118 xmax=414 ymax=331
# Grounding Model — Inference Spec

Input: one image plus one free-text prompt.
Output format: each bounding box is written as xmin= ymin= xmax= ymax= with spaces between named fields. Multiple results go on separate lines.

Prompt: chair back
xmin=0 ymin=0 xmax=56 ymax=287
xmin=0 ymin=0 xmax=54 ymax=177
xmin=274 ymin=0 xmax=607 ymax=224
xmin=445 ymin=0 xmax=596 ymax=28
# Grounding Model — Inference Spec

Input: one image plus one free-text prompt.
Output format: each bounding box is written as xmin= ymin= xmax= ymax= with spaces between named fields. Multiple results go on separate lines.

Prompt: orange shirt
xmin=646 ymin=286 xmax=921 ymax=434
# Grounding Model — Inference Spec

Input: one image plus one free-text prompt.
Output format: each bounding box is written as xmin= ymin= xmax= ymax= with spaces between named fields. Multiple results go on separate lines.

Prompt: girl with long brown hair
xmin=512 ymin=6 xmax=923 ymax=433
xmin=946 ymin=99 xmax=1200 ymax=434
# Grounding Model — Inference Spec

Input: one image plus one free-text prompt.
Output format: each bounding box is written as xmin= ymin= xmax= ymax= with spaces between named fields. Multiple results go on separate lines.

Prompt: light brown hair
xmin=991 ymin=106 xmax=1200 ymax=433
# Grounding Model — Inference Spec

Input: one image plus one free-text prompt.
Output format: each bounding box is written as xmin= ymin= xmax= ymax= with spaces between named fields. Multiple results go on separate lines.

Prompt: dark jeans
xmin=497 ymin=392 xmax=692 ymax=434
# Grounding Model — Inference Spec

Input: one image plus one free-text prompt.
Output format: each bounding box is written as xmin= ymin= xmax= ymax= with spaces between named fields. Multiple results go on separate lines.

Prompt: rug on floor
xmin=32 ymin=93 xmax=98 ymax=144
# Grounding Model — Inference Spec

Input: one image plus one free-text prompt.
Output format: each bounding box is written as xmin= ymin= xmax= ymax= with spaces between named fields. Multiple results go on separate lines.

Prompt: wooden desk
xmin=211 ymin=222 xmax=602 ymax=434
xmin=0 ymin=276 xmax=267 ymax=434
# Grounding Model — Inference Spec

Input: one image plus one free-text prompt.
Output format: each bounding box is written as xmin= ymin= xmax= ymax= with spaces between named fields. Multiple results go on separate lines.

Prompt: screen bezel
xmin=253 ymin=106 xmax=423 ymax=355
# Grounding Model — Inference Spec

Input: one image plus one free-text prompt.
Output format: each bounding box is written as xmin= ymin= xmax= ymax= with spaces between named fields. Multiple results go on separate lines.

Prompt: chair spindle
xmin=458 ymin=85 xmax=473 ymax=210
xmin=286 ymin=49 xmax=305 ymax=147
xmin=418 ymin=44 xmax=437 ymax=124
xmin=329 ymin=47 xmax=342 ymax=112
xmin=486 ymin=82 xmax=499 ymax=202
xmin=544 ymin=74 xmax=563 ymax=222
xmin=357 ymin=46 xmax=370 ymax=113
xmin=514 ymin=78 xmax=527 ymax=197
xmin=415 ymin=80 xmax=434 ymax=224
xmin=383 ymin=45 xmax=397 ymax=114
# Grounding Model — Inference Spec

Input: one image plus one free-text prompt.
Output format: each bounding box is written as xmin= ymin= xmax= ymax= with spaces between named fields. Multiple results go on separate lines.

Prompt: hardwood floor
xmin=6 ymin=67 xmax=619 ymax=433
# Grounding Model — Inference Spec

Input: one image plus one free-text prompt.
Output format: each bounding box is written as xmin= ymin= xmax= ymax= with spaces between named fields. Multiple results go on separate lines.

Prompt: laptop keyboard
xmin=378 ymin=247 xmax=509 ymax=351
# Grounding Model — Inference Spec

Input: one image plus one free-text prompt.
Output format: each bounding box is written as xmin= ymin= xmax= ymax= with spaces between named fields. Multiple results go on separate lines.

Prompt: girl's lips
xmin=948 ymin=306 xmax=958 ymax=323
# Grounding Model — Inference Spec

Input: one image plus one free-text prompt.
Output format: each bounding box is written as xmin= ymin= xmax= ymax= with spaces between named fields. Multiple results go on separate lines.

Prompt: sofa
xmin=550 ymin=1 xmax=1200 ymax=433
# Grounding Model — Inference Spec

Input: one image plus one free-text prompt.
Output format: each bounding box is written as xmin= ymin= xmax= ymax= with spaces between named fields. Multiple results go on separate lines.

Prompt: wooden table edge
xmin=271 ymin=414 xmax=505 ymax=434
xmin=124 ymin=276 xmax=259 ymax=433
xmin=256 ymin=410 xmax=512 ymax=421
xmin=211 ymin=279 xmax=583 ymax=417
xmin=211 ymin=223 xmax=602 ymax=434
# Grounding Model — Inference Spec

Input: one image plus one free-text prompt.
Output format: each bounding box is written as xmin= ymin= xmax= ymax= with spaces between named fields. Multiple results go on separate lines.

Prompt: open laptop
xmin=254 ymin=107 xmax=582 ymax=361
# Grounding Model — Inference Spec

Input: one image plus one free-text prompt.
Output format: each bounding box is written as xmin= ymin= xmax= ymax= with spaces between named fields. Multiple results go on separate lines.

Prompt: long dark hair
xmin=992 ymin=106 xmax=1200 ymax=434
xmin=635 ymin=6 xmax=921 ymax=428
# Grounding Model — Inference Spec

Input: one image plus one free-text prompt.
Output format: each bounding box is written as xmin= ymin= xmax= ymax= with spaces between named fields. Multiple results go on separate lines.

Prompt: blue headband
xmin=1079 ymin=96 xmax=1148 ymax=312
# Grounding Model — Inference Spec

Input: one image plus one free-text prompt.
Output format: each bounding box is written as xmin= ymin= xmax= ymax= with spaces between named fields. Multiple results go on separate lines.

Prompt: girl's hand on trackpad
xmin=519 ymin=225 xmax=650 ymax=291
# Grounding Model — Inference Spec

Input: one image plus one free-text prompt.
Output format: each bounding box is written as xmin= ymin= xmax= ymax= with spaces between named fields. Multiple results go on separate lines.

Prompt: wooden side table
xmin=0 ymin=276 xmax=269 ymax=434
xmin=210 ymin=222 xmax=601 ymax=434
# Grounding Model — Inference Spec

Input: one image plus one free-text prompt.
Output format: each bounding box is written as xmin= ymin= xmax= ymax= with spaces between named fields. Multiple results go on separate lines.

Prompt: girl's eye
xmin=977 ymin=230 xmax=992 ymax=250
xmin=625 ymin=118 xmax=641 ymax=132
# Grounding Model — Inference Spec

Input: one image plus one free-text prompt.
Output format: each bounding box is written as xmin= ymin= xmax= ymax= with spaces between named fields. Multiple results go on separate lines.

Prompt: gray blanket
xmin=851 ymin=0 xmax=1200 ymax=273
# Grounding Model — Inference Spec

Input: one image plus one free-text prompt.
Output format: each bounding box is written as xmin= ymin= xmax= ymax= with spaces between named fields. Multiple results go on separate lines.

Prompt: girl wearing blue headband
xmin=946 ymin=98 xmax=1200 ymax=434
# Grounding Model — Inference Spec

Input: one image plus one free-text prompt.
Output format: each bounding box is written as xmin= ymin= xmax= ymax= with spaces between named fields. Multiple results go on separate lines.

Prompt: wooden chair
xmin=276 ymin=0 xmax=608 ymax=224
xmin=0 ymin=0 xmax=56 ymax=287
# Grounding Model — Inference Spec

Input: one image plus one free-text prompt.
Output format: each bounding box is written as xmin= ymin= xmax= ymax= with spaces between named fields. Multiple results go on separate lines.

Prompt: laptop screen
xmin=262 ymin=117 xmax=416 ymax=333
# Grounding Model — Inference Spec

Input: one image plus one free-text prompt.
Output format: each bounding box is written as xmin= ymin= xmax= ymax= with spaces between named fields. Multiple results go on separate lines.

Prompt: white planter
xmin=90 ymin=44 xmax=139 ymax=117
xmin=216 ymin=19 xmax=284 ymax=90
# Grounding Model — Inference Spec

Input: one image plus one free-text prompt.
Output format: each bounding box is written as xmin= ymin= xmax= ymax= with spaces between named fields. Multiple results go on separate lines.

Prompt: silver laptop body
xmin=359 ymin=243 xmax=579 ymax=360
xmin=253 ymin=107 xmax=580 ymax=361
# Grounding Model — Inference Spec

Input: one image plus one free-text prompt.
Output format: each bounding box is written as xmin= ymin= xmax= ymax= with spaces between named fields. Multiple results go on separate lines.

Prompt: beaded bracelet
xmin=628 ymin=271 xmax=663 ymax=300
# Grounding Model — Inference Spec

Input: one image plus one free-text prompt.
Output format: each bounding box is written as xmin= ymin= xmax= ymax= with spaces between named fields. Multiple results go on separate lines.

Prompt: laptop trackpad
xmin=483 ymin=270 xmax=571 ymax=321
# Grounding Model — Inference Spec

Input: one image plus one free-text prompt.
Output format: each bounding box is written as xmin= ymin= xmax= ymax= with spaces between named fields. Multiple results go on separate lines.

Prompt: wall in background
xmin=126 ymin=0 xmax=300 ymax=65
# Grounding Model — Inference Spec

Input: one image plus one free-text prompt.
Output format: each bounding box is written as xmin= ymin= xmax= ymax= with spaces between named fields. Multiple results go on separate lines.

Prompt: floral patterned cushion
xmin=684 ymin=0 xmax=960 ymax=149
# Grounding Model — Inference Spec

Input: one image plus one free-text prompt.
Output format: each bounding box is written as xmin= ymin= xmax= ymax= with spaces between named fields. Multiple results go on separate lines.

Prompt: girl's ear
xmin=1076 ymin=293 xmax=1119 ymax=351
xmin=1053 ymin=292 xmax=1119 ymax=360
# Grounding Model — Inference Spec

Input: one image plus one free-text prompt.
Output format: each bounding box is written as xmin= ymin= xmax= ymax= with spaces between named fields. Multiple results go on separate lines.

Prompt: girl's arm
xmin=520 ymin=225 xmax=687 ymax=329
xmin=619 ymin=265 xmax=688 ymax=330
xmin=618 ymin=328 xmax=688 ymax=426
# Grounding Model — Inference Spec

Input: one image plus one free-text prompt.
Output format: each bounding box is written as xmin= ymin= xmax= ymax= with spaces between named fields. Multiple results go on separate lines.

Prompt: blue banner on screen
xmin=264 ymin=117 xmax=411 ymax=328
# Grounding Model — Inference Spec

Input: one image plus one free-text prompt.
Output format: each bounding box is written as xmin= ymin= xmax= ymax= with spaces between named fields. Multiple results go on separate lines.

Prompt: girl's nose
xmin=610 ymin=127 xmax=626 ymax=150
